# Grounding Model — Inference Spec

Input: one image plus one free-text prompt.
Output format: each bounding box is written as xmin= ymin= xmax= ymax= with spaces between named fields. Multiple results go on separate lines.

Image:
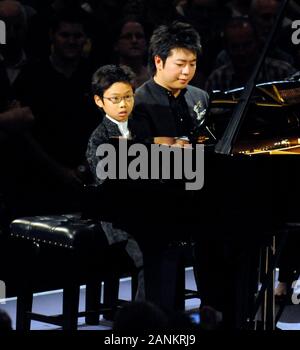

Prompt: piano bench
xmin=9 ymin=213 xmax=129 ymax=330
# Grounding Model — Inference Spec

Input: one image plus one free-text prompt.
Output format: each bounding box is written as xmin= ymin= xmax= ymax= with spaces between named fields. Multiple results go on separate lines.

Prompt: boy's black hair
xmin=148 ymin=21 xmax=202 ymax=75
xmin=91 ymin=64 xmax=136 ymax=97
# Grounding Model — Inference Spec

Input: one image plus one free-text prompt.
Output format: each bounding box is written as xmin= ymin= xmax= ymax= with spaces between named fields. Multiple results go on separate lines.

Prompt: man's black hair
xmin=91 ymin=64 xmax=136 ymax=97
xmin=148 ymin=21 xmax=202 ymax=75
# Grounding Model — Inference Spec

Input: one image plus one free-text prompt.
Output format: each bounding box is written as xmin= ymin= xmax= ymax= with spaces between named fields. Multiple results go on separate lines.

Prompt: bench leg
xmin=102 ymin=275 xmax=119 ymax=321
xmin=62 ymin=283 xmax=80 ymax=330
xmin=16 ymin=287 xmax=33 ymax=330
xmin=131 ymin=272 xmax=138 ymax=301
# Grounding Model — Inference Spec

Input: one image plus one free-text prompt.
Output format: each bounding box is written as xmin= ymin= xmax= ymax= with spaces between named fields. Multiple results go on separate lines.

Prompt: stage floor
xmin=1 ymin=268 xmax=300 ymax=330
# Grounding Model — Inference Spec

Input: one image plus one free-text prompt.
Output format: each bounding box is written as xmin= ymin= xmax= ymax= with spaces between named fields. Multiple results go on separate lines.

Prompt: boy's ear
xmin=94 ymin=95 xmax=104 ymax=109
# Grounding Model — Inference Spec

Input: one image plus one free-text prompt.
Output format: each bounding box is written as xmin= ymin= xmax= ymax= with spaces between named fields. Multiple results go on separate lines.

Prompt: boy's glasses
xmin=103 ymin=95 xmax=134 ymax=104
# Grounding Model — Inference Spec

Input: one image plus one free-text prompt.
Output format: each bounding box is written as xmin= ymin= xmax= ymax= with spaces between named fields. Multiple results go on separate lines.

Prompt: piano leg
xmin=250 ymin=231 xmax=289 ymax=330
xmin=257 ymin=238 xmax=276 ymax=330
xmin=275 ymin=224 xmax=300 ymax=325
xmin=193 ymin=234 xmax=261 ymax=329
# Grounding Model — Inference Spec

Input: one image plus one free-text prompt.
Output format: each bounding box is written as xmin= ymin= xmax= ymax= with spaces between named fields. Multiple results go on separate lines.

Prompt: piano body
xmin=187 ymin=79 xmax=300 ymax=330
xmin=199 ymin=80 xmax=300 ymax=229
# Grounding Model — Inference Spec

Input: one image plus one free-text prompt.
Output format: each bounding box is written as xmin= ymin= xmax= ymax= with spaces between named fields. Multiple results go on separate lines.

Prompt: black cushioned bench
xmin=10 ymin=213 xmax=131 ymax=330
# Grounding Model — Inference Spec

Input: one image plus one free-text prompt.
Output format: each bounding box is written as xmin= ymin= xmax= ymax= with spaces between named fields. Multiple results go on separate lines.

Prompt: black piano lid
xmin=205 ymin=79 xmax=300 ymax=156
xmin=211 ymin=80 xmax=300 ymax=106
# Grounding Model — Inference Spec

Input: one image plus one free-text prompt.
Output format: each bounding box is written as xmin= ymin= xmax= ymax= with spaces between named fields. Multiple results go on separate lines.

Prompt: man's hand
xmin=173 ymin=138 xmax=192 ymax=148
xmin=153 ymin=137 xmax=192 ymax=147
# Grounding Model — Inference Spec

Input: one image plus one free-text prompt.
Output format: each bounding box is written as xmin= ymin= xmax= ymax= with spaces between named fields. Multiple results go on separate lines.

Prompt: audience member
xmin=11 ymin=9 xmax=99 ymax=215
xmin=275 ymin=234 xmax=300 ymax=302
xmin=250 ymin=0 xmax=294 ymax=64
xmin=205 ymin=17 xmax=296 ymax=92
xmin=0 ymin=0 xmax=31 ymax=85
xmin=113 ymin=301 xmax=169 ymax=333
xmin=226 ymin=0 xmax=252 ymax=17
xmin=0 ymin=309 xmax=12 ymax=331
xmin=139 ymin=0 xmax=184 ymax=37
xmin=113 ymin=301 xmax=220 ymax=332
xmin=111 ymin=16 xmax=150 ymax=88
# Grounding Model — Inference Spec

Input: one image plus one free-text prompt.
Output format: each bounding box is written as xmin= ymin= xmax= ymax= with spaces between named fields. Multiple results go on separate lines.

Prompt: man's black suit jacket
xmin=131 ymin=79 xmax=209 ymax=139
